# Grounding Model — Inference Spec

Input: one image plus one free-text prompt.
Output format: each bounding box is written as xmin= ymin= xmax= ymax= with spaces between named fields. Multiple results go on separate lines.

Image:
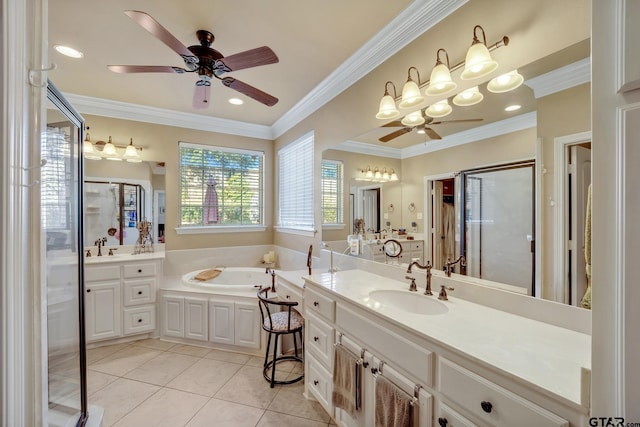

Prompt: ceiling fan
xmin=108 ymin=10 xmax=279 ymax=108
xmin=379 ymin=114 xmax=483 ymax=143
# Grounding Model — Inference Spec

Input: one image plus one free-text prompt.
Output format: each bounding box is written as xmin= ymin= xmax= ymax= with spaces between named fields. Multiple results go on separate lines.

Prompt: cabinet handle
xmin=313 ymin=301 xmax=319 ymax=307
xmin=313 ymin=336 xmax=319 ymax=342
xmin=313 ymin=380 xmax=319 ymax=386
xmin=438 ymin=417 xmax=448 ymax=427
xmin=86 ymin=289 xmax=91 ymax=293
xmin=285 ymin=295 xmax=290 ymax=299
xmin=138 ymin=291 xmax=143 ymax=295
xmin=481 ymin=401 xmax=493 ymax=413
xmin=138 ymin=269 xmax=142 ymax=273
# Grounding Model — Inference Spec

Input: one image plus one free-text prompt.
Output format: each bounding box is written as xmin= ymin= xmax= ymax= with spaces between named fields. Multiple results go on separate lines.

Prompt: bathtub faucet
xmin=265 ymin=267 xmax=276 ymax=291
xmin=320 ymin=242 xmax=337 ymax=273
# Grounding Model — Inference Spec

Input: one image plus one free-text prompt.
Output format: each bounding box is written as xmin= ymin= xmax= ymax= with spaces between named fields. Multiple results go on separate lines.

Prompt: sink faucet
xmin=321 ymin=242 xmax=337 ymax=273
xmin=94 ymin=237 xmax=107 ymax=256
xmin=405 ymin=275 xmax=417 ymax=292
xmin=445 ymin=255 xmax=466 ymax=277
xmin=438 ymin=285 xmax=455 ymax=301
xmin=407 ymin=261 xmax=434 ymax=295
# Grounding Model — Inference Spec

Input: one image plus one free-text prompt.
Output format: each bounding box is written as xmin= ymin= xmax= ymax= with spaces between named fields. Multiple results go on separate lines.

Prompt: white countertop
xmin=276 ymin=269 xmax=309 ymax=289
xmin=84 ymin=250 xmax=165 ymax=264
xmin=303 ymin=269 xmax=590 ymax=409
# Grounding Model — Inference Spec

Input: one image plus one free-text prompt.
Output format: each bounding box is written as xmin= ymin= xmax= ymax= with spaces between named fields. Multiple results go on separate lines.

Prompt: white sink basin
xmin=368 ymin=290 xmax=449 ymax=315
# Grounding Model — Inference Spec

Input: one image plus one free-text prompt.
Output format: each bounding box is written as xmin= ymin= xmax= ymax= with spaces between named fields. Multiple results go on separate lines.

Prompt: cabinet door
xmin=209 ymin=299 xmax=234 ymax=345
xmin=185 ymin=297 xmax=208 ymax=341
xmin=85 ymin=281 xmax=121 ymax=342
xmin=234 ymin=302 xmax=260 ymax=349
xmin=161 ymin=295 xmax=184 ymax=338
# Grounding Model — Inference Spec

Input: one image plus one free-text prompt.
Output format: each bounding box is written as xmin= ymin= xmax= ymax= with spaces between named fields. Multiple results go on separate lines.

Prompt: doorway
xmin=424 ymin=173 xmax=458 ymax=271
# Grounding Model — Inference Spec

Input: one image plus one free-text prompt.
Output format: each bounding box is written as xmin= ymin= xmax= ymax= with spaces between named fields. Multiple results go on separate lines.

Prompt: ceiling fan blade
xmin=217 ymin=46 xmax=279 ymax=72
xmin=424 ymin=127 xmax=442 ymax=140
xmin=379 ymin=127 xmax=412 ymax=143
xmin=108 ymin=65 xmax=187 ymax=74
xmin=193 ymin=85 xmax=211 ymax=109
xmin=124 ymin=10 xmax=197 ymax=64
xmin=381 ymin=120 xmax=404 ymax=128
xmin=430 ymin=118 xmax=483 ymax=125
xmin=221 ymin=77 xmax=278 ymax=106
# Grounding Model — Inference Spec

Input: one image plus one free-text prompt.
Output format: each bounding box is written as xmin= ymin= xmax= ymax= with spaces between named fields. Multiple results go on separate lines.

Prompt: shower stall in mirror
xmin=44 ymin=81 xmax=88 ymax=426
xmin=460 ymin=161 xmax=535 ymax=295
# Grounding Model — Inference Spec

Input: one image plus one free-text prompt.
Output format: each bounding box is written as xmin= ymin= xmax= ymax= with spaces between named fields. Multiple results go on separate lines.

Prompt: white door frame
xmin=553 ymin=131 xmax=592 ymax=303
xmin=423 ymin=172 xmax=456 ymax=266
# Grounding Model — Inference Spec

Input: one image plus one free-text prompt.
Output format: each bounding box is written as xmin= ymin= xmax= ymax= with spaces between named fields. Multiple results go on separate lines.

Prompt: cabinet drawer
xmin=123 ymin=305 xmax=156 ymax=335
xmin=439 ymin=358 xmax=569 ymax=427
xmin=307 ymin=356 xmax=333 ymax=417
xmin=85 ymin=265 xmax=120 ymax=282
xmin=305 ymin=287 xmax=335 ymax=321
xmin=123 ymin=262 xmax=157 ymax=278
xmin=407 ymin=241 xmax=423 ymax=251
xmin=276 ymin=281 xmax=303 ymax=312
xmin=437 ymin=402 xmax=477 ymax=427
xmin=306 ymin=312 xmax=334 ymax=370
xmin=123 ymin=278 xmax=156 ymax=306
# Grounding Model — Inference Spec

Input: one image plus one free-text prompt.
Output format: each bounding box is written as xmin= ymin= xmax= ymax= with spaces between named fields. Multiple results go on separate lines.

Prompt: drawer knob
xmin=138 ymin=269 xmax=142 ymax=273
xmin=481 ymin=401 xmax=493 ymax=413
xmin=138 ymin=318 xmax=143 ymax=323
xmin=313 ymin=380 xmax=319 ymax=386
xmin=438 ymin=417 xmax=448 ymax=427
xmin=138 ymin=291 xmax=143 ymax=295
xmin=86 ymin=289 xmax=91 ymax=293
xmin=286 ymin=295 xmax=290 ymax=299
xmin=313 ymin=336 xmax=319 ymax=342
xmin=313 ymin=301 xmax=319 ymax=307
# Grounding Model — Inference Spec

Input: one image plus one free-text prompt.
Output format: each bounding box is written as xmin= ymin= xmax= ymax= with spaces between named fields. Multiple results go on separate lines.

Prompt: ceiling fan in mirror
xmin=378 ymin=112 xmax=482 ymax=143
xmin=107 ymin=10 xmax=279 ymax=108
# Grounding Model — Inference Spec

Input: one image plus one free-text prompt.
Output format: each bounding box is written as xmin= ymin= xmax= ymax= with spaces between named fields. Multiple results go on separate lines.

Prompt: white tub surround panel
xmin=303 ymin=269 xmax=590 ymax=427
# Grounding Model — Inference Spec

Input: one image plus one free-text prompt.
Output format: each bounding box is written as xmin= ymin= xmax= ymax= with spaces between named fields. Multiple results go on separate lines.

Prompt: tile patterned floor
xmin=87 ymin=339 xmax=336 ymax=426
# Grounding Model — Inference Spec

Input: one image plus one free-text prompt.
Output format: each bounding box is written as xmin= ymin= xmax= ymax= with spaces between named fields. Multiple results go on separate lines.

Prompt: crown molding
xmin=62 ymin=92 xmax=273 ymax=140
xmin=400 ymin=111 xmax=538 ymax=158
xmin=271 ymin=0 xmax=468 ymax=138
xmin=332 ymin=140 xmax=402 ymax=159
xmin=525 ymin=57 xmax=591 ymax=99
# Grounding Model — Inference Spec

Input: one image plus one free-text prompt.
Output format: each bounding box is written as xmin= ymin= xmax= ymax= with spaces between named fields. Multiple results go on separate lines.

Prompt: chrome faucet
xmin=94 ymin=237 xmax=107 ymax=256
xmin=321 ymin=242 xmax=337 ymax=273
xmin=445 ymin=255 xmax=466 ymax=277
xmin=407 ymin=261 xmax=434 ymax=295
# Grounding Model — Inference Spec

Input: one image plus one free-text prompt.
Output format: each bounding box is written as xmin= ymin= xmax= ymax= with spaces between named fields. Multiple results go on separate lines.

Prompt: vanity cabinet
xmin=363 ymin=239 xmax=424 ymax=264
xmin=84 ymin=258 xmax=161 ymax=343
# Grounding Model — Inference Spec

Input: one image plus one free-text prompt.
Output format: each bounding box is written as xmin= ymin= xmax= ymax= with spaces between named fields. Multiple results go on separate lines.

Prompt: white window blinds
xmin=278 ymin=132 xmax=314 ymax=231
xmin=321 ymin=160 xmax=343 ymax=225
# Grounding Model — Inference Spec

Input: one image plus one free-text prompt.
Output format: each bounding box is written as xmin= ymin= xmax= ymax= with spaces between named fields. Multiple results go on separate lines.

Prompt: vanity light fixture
xmin=123 ymin=138 xmax=142 ymax=163
xmin=376 ymin=81 xmax=400 ymax=120
xmin=102 ymin=136 xmax=122 ymax=161
xmin=365 ymin=166 xmax=373 ymax=179
xmin=358 ymin=166 xmax=399 ymax=183
xmin=82 ymin=132 xmax=102 ymax=161
xmin=425 ymin=49 xmax=457 ymax=96
xmin=425 ymin=99 xmax=452 ymax=118
xmin=399 ymin=67 xmax=424 ymax=109
xmin=390 ymin=169 xmax=399 ymax=181
xmin=53 ymin=44 xmax=84 ymax=59
xmin=460 ymin=25 xmax=499 ymax=80
xmin=374 ymin=167 xmax=382 ymax=180
xmin=401 ymin=110 xmax=425 ymax=127
xmin=90 ymin=134 xmax=144 ymax=161
xmin=487 ymin=69 xmax=524 ymax=93
xmin=382 ymin=168 xmax=390 ymax=181
xmin=453 ymin=86 xmax=484 ymax=106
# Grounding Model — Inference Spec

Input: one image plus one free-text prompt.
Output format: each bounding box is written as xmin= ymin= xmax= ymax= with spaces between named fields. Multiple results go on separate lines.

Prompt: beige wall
xmin=85 ymin=158 xmax=153 ymax=182
xmin=83 ymin=114 xmax=274 ymax=250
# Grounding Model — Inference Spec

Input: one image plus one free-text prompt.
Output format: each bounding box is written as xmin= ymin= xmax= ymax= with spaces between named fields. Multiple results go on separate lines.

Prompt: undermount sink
xmin=368 ymin=290 xmax=449 ymax=315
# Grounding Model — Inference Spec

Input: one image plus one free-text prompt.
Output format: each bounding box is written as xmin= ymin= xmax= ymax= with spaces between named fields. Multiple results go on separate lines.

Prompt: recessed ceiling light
xmin=504 ymin=104 xmax=521 ymax=112
xmin=54 ymin=45 xmax=84 ymax=58
xmin=228 ymin=98 xmax=243 ymax=105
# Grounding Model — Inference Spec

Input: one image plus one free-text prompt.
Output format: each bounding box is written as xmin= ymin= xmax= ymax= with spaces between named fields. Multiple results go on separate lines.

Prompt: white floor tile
xmin=257 ymin=411 xmax=329 ymax=427
xmin=90 ymin=345 xmax=162 ymax=377
xmin=186 ymin=398 xmax=264 ymax=427
xmin=166 ymin=358 xmax=242 ymax=396
xmin=88 ymin=378 xmax=159 ymax=426
xmin=123 ymin=352 xmax=199 ymax=386
xmin=112 ymin=388 xmax=208 ymax=427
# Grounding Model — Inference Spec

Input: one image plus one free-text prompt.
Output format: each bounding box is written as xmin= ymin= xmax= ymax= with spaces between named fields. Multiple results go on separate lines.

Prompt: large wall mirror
xmin=84 ymin=158 xmax=166 ymax=246
xmin=321 ymin=38 xmax=591 ymax=308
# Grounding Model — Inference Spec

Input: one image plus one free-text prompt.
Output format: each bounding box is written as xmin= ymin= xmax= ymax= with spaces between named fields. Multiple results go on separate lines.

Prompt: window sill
xmin=274 ymin=226 xmax=316 ymax=237
xmin=175 ymin=225 xmax=267 ymax=235
xmin=322 ymin=224 xmax=345 ymax=230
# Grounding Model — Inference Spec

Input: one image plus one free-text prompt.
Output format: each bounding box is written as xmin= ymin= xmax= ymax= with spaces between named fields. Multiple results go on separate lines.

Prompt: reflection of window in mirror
xmin=321 ymin=160 xmax=343 ymax=227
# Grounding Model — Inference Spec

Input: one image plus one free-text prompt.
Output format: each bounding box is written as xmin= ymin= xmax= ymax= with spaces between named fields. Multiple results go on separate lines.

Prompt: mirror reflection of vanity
xmin=84 ymin=159 xmax=165 ymax=246
xmin=321 ymin=38 xmax=591 ymax=307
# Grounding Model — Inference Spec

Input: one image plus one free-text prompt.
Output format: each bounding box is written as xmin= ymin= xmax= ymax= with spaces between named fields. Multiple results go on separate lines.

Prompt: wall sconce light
xmin=461 ymin=25 xmax=499 ymax=80
xmin=87 ymin=134 xmax=144 ymax=162
xmin=102 ymin=136 xmax=121 ymax=161
xmin=376 ymin=81 xmax=400 ymax=119
xmin=425 ymin=99 xmax=452 ymax=118
xmin=82 ymin=132 xmax=102 ymax=161
xmin=401 ymin=110 xmax=425 ymax=126
xmin=390 ymin=169 xmax=399 ymax=181
xmin=123 ymin=138 xmax=142 ymax=163
xmin=426 ymin=48 xmax=457 ymax=96
xmin=399 ymin=66 xmax=424 ymax=109
xmin=358 ymin=166 xmax=399 ymax=182
xmin=487 ymin=69 xmax=524 ymax=93
xmin=382 ymin=168 xmax=390 ymax=181
xmin=453 ymin=85 xmax=484 ymax=106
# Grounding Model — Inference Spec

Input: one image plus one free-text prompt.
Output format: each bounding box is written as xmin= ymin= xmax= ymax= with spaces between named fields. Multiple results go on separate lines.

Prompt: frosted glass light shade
xmin=401 ymin=110 xmax=425 ymax=126
xmin=102 ymin=137 xmax=122 ymax=161
xmin=453 ymin=86 xmax=484 ymax=106
xmin=390 ymin=170 xmax=399 ymax=181
xmin=425 ymin=99 xmax=452 ymax=118
xmin=83 ymin=140 xmax=102 ymax=160
xmin=426 ymin=63 xmax=457 ymax=96
xmin=487 ymin=70 xmax=524 ymax=93
xmin=374 ymin=168 xmax=381 ymax=180
xmin=376 ymin=94 xmax=400 ymax=119
xmin=461 ymin=43 xmax=498 ymax=80
xmin=123 ymin=138 xmax=142 ymax=163
xmin=382 ymin=169 xmax=390 ymax=181
xmin=399 ymin=79 xmax=424 ymax=109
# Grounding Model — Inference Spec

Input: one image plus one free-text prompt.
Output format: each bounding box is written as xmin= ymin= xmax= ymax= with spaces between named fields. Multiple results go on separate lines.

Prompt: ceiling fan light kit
xmin=425 ymin=48 xmax=457 ymax=96
xmin=107 ymin=10 xmax=279 ymax=108
xmin=487 ymin=69 xmax=524 ymax=93
xmin=399 ymin=67 xmax=424 ymax=109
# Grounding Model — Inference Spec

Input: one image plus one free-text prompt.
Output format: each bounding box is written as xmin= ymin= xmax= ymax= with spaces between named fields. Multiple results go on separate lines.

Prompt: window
xmin=41 ymin=126 xmax=71 ymax=231
xmin=321 ymin=160 xmax=343 ymax=225
xmin=278 ymin=131 xmax=314 ymax=232
xmin=178 ymin=142 xmax=264 ymax=228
